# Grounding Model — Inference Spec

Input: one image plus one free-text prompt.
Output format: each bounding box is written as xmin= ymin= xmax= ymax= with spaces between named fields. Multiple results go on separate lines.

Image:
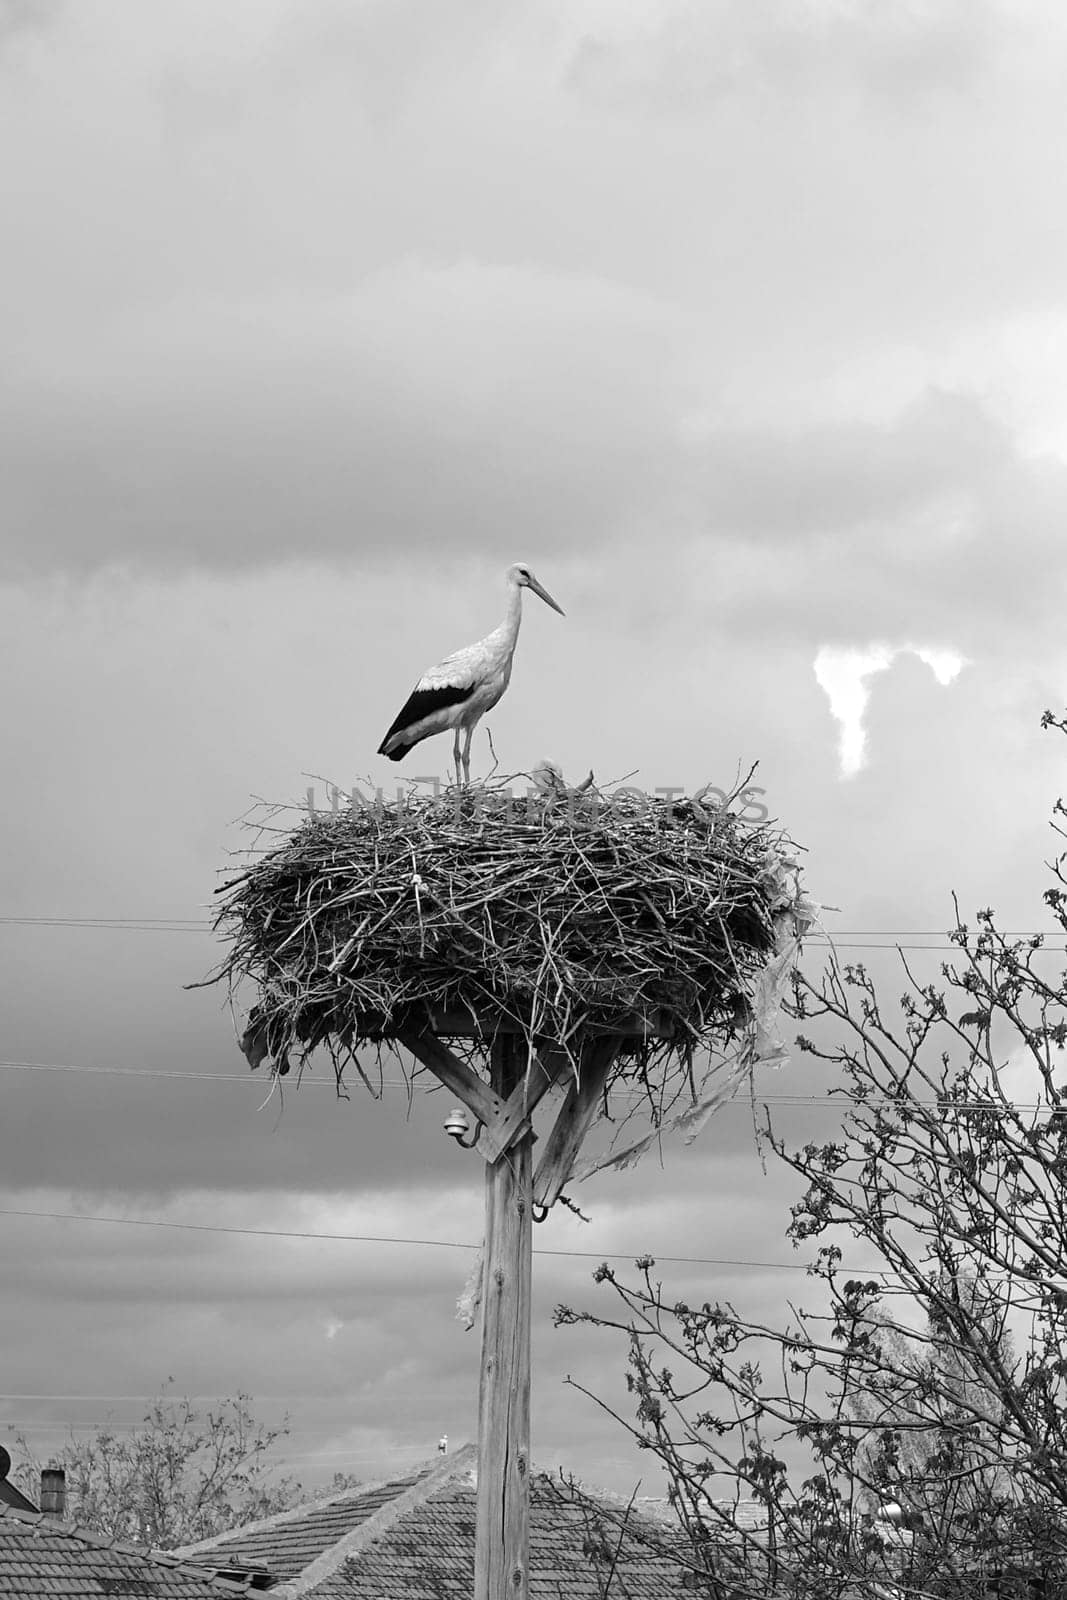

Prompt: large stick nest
xmin=210 ymin=776 xmax=810 ymax=1117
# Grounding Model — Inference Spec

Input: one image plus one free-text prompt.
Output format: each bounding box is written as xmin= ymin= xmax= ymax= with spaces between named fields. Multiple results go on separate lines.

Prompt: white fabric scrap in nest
xmin=568 ymin=1049 xmax=751 ymax=1182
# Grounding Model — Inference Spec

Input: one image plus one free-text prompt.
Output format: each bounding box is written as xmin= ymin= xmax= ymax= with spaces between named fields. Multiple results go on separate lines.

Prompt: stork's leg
xmin=461 ymin=724 xmax=474 ymax=785
xmin=453 ymin=727 xmax=463 ymax=785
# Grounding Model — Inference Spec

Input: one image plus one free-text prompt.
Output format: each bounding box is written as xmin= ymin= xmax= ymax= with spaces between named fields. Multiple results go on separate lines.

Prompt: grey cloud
xmin=691 ymin=389 xmax=1012 ymax=538
xmin=4 ymin=1 xmax=1067 ymax=590
xmin=0 ymin=1021 xmax=772 ymax=1198
xmin=269 ymin=0 xmax=521 ymax=121
xmin=1 ymin=1163 xmax=803 ymax=1496
xmin=604 ymin=387 xmax=1061 ymax=656
xmin=0 ymin=0 xmax=60 ymax=44
xmin=567 ymin=0 xmax=1000 ymax=116
xmin=1 ymin=265 xmax=682 ymax=574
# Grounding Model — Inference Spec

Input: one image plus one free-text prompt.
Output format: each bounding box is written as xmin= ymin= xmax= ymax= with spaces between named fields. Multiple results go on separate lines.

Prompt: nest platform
xmin=211 ymin=780 xmax=811 ymax=1159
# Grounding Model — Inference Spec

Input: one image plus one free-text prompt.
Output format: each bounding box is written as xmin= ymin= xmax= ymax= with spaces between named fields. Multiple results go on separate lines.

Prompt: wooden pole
xmin=475 ymin=1033 xmax=532 ymax=1600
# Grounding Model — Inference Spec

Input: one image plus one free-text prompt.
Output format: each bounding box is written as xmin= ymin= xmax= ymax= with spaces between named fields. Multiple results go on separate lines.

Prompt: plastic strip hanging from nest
xmin=456 ymin=1246 xmax=484 ymax=1331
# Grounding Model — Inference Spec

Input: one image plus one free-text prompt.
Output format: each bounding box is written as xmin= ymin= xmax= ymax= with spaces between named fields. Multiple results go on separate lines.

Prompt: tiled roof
xmin=184 ymin=1448 xmax=690 ymax=1598
xmin=177 ymin=1462 xmax=441 ymax=1584
xmin=303 ymin=1474 xmax=691 ymax=1599
xmin=0 ymin=1503 xmax=254 ymax=1598
xmin=181 ymin=1449 xmax=692 ymax=1598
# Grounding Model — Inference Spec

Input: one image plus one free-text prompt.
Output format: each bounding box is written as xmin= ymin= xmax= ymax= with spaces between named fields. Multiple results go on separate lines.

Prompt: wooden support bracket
xmin=398 ymin=1028 xmax=573 ymax=1164
xmin=396 ymin=1028 xmax=503 ymax=1130
xmin=476 ymin=1046 xmax=570 ymax=1162
xmin=533 ymin=1035 xmax=621 ymax=1210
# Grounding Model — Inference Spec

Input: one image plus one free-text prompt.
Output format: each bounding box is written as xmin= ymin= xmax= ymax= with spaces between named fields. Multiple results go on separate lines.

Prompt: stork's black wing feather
xmin=377 ymin=682 xmax=476 ymax=757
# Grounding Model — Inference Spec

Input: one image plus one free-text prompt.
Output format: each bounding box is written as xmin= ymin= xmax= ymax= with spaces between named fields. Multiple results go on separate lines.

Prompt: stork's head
xmin=507 ymin=562 xmax=565 ymax=616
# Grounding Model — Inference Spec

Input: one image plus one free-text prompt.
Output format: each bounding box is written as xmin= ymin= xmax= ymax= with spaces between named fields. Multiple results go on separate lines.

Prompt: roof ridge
xmin=531 ymin=1471 xmax=687 ymax=1548
xmin=0 ymin=1500 xmax=257 ymax=1594
xmin=174 ymin=1452 xmax=450 ymax=1559
xmin=271 ymin=1443 xmax=477 ymax=1598
xmin=0 ymin=1503 xmax=43 ymax=1529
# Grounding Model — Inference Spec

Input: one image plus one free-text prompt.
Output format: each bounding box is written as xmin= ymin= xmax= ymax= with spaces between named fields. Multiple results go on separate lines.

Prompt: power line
xmin=0 ymin=1205 xmax=808 ymax=1272
xmin=2 ymin=1427 xmax=446 ymax=1465
xmin=0 ymin=1058 xmax=1060 ymax=1113
xmin=1 ymin=1402 xmax=447 ymax=1413
xmin=0 ymin=1390 xmax=457 ymax=1404
xmin=0 ymin=1059 xmax=295 ymax=1083
xmin=0 ymin=1205 xmax=1025 ymax=1289
xmin=1 ymin=915 xmax=1061 ymax=934
xmin=0 ymin=918 xmax=207 ymax=933
xmin=278 ymin=1448 xmax=431 ymax=1464
xmin=0 ymin=917 xmax=207 ymax=925
xmin=0 ymin=915 xmax=1061 ymax=953
xmin=3 ymin=1427 xmax=444 ymax=1472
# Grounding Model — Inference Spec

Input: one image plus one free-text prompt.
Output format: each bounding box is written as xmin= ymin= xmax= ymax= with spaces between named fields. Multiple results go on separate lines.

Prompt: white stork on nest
xmin=377 ymin=563 xmax=564 ymax=783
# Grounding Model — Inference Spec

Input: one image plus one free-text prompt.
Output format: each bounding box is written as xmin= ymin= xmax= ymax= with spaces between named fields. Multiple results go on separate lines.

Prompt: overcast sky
xmin=2 ymin=0 xmax=1067 ymax=1505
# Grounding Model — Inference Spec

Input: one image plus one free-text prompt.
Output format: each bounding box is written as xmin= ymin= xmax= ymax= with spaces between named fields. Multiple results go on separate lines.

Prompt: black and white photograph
xmin=2 ymin=3 xmax=1067 ymax=1595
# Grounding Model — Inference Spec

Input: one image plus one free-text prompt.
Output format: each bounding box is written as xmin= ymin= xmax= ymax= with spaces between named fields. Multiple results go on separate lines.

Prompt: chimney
xmin=39 ymin=1467 xmax=66 ymax=1519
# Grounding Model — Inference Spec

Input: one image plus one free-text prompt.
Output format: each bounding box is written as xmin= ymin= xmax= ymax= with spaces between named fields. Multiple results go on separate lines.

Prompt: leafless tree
xmin=13 ymin=1383 xmax=359 ymax=1548
xmin=557 ymin=711 xmax=1067 ymax=1598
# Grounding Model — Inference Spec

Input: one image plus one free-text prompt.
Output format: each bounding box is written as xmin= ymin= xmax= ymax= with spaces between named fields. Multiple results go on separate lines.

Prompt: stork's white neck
xmin=501 ymin=578 xmax=524 ymax=645
xmin=478 ymin=577 xmax=525 ymax=665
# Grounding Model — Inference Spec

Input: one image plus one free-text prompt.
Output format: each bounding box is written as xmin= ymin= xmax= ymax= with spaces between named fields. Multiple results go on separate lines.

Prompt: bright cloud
xmin=813 ymin=645 xmax=896 ymax=777
xmin=814 ymin=644 xmax=967 ymax=776
xmin=912 ymin=646 xmax=968 ymax=686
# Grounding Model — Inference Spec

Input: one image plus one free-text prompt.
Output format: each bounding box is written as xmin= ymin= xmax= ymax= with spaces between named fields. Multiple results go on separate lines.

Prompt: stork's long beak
xmin=528 ymin=576 xmax=565 ymax=616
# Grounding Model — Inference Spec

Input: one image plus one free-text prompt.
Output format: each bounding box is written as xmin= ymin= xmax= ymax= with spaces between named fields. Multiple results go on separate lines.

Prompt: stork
xmin=377 ymin=563 xmax=564 ymax=783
